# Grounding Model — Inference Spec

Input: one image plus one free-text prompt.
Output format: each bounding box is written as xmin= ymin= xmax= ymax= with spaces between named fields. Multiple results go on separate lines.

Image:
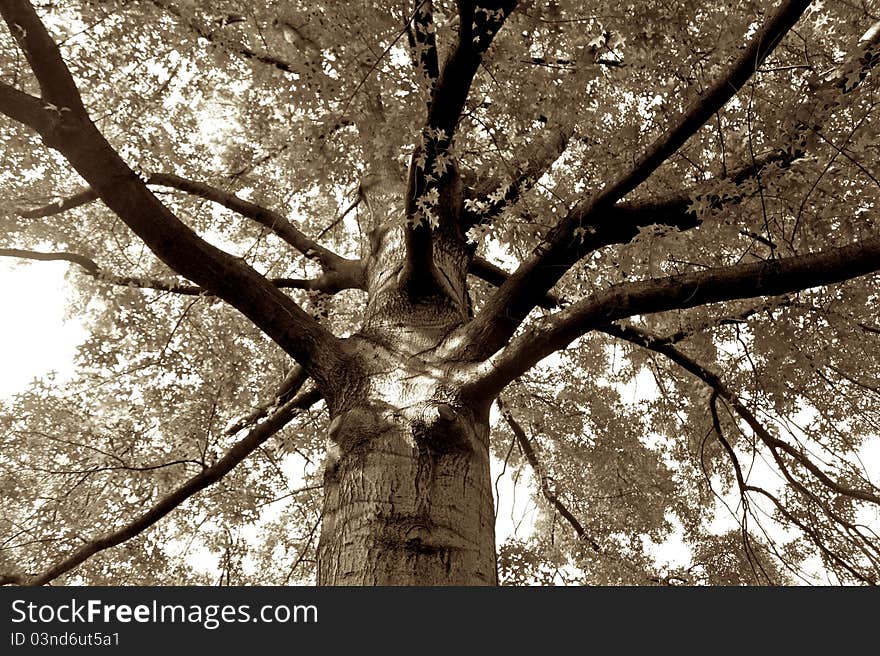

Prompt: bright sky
xmin=0 ymin=261 xmax=85 ymax=399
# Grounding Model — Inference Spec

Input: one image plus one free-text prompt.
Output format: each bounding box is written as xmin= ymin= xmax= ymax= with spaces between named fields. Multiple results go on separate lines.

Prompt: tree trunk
xmin=315 ymin=202 xmax=498 ymax=584
xmin=316 ymin=384 xmax=497 ymax=585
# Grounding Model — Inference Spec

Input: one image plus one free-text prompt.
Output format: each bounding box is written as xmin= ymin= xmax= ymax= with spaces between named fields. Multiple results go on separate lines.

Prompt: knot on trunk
xmin=324 ymin=399 xmax=479 ymax=467
xmin=324 ymin=403 xmax=391 ymax=479
xmin=408 ymin=401 xmax=475 ymax=454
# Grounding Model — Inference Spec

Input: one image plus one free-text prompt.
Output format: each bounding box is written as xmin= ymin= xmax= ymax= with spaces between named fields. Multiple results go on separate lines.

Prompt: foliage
xmin=1 ymin=0 xmax=880 ymax=585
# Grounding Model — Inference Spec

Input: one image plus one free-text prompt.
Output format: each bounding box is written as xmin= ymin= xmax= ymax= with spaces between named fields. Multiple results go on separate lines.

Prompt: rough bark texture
xmin=316 ymin=363 xmax=497 ymax=585
xmin=316 ymin=191 xmax=497 ymax=585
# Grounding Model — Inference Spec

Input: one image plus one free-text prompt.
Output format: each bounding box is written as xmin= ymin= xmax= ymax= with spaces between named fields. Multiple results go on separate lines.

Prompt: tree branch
xmin=470 ymin=231 xmax=880 ymax=395
xmin=405 ymin=0 xmax=439 ymax=93
xmin=601 ymin=323 xmax=880 ymax=506
xmin=467 ymin=255 xmax=559 ymax=309
xmin=0 ymin=0 xmax=85 ymax=112
xmin=0 ymin=81 xmax=55 ymax=132
xmin=461 ymin=36 xmax=880 ymax=333
xmin=743 ymin=483 xmax=876 ymax=583
xmin=423 ymin=0 xmax=517 ymax=143
xmin=401 ymin=2 xmax=517 ymax=287
xmin=2 ymin=384 xmax=321 ymax=586
xmin=459 ymin=0 xmax=812 ymax=359
xmin=467 ymin=254 xmax=784 ymax=326
xmin=147 ymin=173 xmax=366 ymax=292
xmin=478 ymin=14 xmax=879 ymax=313
xmin=0 ymin=0 xmax=349 ymax=395
xmin=704 ymin=374 xmax=880 ymax=582
xmin=497 ymin=398 xmax=601 ymax=551
xmin=587 ymin=17 xmax=880 ymax=247
xmin=498 ymin=396 xmax=690 ymax=584
xmin=0 ymin=248 xmax=345 ymax=295
xmin=594 ymin=327 xmax=880 ymax=582
xmin=11 ymin=174 xmax=366 ymax=294
xmin=223 ymin=364 xmax=309 ymax=436
xmin=13 ymin=187 xmax=100 ymax=218
xmin=147 ymin=0 xmax=298 ymax=75
xmin=147 ymin=175 xmax=332 ymax=265
xmin=463 ymin=121 xmax=574 ymax=228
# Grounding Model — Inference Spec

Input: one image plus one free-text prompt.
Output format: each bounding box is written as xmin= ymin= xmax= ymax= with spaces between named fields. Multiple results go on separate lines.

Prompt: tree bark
xmin=317 ymin=382 xmax=497 ymax=585
xmin=316 ymin=201 xmax=497 ymax=585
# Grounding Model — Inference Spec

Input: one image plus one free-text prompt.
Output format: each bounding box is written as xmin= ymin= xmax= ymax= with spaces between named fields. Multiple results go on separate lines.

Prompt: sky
xmin=0 ymin=260 xmax=85 ymax=399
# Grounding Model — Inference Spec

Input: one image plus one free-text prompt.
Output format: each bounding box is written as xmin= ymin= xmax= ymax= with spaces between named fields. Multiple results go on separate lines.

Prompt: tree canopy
xmin=1 ymin=0 xmax=880 ymax=585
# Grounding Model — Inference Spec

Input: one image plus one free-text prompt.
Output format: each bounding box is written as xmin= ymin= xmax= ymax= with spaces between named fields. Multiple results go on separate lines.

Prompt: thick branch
xmin=471 ymin=231 xmax=880 ymax=395
xmin=0 ymin=247 xmax=100 ymax=274
xmin=468 ymin=255 xmax=559 ymax=309
xmin=0 ymin=82 xmax=55 ymax=132
xmin=0 ymin=0 xmax=84 ymax=112
xmin=0 ymin=0 xmax=347 ymax=392
xmin=424 ymin=0 xmax=517 ymax=140
xmin=468 ymin=256 xmax=787 ymax=329
xmin=406 ymin=0 xmax=516 ymax=199
xmin=485 ymin=15 xmax=880 ymax=313
xmin=0 ymin=247 xmax=209 ymax=294
xmin=148 ymin=173 xmax=365 ymax=293
xmin=5 ymin=385 xmax=321 ymax=587
xmin=401 ymin=147 xmax=442 ymax=295
xmin=401 ymin=2 xmax=517 ymax=293
xmin=401 ymin=218 xmax=437 ymax=296
xmin=147 ymin=173 xmax=320 ymax=259
xmin=461 ymin=0 xmax=812 ymax=359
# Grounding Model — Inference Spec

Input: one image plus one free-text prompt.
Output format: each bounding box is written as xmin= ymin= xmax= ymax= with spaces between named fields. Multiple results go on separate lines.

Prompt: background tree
xmin=1 ymin=0 xmax=879 ymax=585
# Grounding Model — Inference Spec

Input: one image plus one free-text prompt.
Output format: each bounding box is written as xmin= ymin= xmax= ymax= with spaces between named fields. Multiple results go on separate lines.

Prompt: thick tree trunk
xmin=316 ymin=385 xmax=497 ymax=585
xmin=315 ymin=200 xmax=498 ymax=584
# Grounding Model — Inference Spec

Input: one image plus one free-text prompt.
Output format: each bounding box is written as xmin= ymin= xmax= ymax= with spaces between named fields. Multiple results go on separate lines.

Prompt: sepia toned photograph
xmin=1 ymin=0 xmax=879 ymax=591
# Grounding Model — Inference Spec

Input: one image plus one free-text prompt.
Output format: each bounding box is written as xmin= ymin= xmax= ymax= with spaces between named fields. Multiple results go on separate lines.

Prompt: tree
xmin=1 ymin=0 xmax=879 ymax=586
